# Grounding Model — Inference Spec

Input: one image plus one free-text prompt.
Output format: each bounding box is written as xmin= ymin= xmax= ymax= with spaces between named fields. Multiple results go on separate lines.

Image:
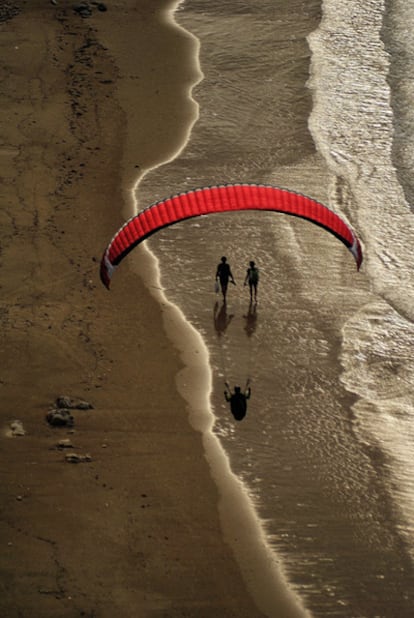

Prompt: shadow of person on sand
xmin=213 ymin=301 xmax=234 ymax=337
xmin=243 ymin=301 xmax=257 ymax=337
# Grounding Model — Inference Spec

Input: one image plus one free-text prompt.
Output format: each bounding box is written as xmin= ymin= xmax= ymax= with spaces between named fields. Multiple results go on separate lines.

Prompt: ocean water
xmin=135 ymin=0 xmax=414 ymax=615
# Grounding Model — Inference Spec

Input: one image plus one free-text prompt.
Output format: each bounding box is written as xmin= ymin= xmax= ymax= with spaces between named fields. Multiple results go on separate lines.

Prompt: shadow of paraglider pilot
xmin=224 ymin=381 xmax=251 ymax=421
xmin=243 ymin=301 xmax=257 ymax=337
xmin=214 ymin=301 xmax=234 ymax=337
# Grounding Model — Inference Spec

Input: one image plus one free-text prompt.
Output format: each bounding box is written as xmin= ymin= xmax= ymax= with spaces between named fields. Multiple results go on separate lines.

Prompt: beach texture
xmin=0 ymin=2 xmax=266 ymax=615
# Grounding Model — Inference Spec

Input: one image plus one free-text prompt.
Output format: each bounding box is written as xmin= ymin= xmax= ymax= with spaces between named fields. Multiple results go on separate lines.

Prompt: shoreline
xmin=134 ymin=1 xmax=328 ymax=615
xmin=133 ymin=247 xmax=309 ymax=617
xmin=0 ymin=2 xmax=269 ymax=616
xmin=113 ymin=3 xmax=309 ymax=614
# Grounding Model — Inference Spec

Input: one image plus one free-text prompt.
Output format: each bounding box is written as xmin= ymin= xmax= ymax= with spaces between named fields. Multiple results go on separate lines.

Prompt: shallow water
xmin=136 ymin=0 xmax=414 ymax=615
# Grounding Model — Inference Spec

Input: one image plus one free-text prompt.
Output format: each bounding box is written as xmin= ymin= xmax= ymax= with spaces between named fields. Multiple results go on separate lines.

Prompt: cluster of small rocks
xmin=46 ymin=395 xmax=93 ymax=427
xmin=5 ymin=396 xmax=95 ymax=465
xmin=52 ymin=438 xmax=91 ymax=463
xmin=47 ymin=396 xmax=94 ymax=463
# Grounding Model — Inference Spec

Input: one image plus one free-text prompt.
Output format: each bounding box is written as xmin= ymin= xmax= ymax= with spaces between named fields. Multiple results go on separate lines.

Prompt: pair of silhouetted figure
xmin=215 ymin=257 xmax=259 ymax=303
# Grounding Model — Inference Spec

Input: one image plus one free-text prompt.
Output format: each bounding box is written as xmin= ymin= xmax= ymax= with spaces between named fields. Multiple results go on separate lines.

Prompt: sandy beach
xmin=0 ymin=2 xmax=267 ymax=615
xmin=6 ymin=2 xmax=414 ymax=617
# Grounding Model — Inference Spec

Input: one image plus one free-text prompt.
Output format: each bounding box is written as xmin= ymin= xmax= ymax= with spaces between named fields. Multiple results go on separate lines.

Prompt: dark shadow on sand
xmin=214 ymin=301 xmax=234 ymax=336
xmin=243 ymin=301 xmax=258 ymax=337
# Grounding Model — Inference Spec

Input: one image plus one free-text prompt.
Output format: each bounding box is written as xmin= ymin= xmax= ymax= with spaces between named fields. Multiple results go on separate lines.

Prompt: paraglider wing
xmin=100 ymin=184 xmax=363 ymax=289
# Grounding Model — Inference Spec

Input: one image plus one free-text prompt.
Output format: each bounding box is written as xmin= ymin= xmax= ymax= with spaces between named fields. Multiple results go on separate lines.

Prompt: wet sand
xmin=0 ymin=2 xmax=267 ymax=616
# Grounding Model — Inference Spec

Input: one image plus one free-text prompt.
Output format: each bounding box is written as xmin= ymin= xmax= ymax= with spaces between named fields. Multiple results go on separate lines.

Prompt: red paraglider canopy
xmin=100 ymin=184 xmax=363 ymax=289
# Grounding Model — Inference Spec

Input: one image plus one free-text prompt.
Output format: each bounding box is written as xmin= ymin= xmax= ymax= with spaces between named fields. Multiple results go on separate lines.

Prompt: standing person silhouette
xmin=215 ymin=256 xmax=235 ymax=302
xmin=244 ymin=260 xmax=259 ymax=302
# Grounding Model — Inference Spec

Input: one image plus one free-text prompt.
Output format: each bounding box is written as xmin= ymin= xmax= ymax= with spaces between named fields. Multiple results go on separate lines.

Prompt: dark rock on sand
xmin=73 ymin=2 xmax=107 ymax=17
xmin=65 ymin=452 xmax=92 ymax=463
xmin=0 ymin=3 xmax=20 ymax=22
xmin=56 ymin=395 xmax=93 ymax=410
xmin=46 ymin=408 xmax=74 ymax=427
xmin=73 ymin=3 xmax=92 ymax=18
xmin=56 ymin=438 xmax=74 ymax=449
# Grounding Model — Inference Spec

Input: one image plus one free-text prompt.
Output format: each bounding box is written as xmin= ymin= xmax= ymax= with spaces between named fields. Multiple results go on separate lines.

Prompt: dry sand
xmin=0 ymin=2 xmax=267 ymax=615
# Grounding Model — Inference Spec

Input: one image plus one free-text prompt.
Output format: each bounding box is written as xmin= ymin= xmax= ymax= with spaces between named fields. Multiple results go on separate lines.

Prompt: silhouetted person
xmin=216 ymin=256 xmax=235 ymax=302
xmin=224 ymin=381 xmax=251 ymax=421
xmin=244 ymin=260 xmax=259 ymax=302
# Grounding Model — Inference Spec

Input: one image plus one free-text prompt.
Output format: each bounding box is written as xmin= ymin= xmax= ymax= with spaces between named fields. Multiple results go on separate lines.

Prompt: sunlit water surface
xmin=136 ymin=1 xmax=414 ymax=615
